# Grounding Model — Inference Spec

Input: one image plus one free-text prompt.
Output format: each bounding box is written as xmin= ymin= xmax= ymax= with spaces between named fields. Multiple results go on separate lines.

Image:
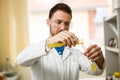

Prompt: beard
xmin=49 ymin=25 xmax=69 ymax=36
xmin=49 ymin=26 xmax=56 ymax=36
xmin=49 ymin=27 xmax=54 ymax=36
xmin=50 ymin=28 xmax=64 ymax=36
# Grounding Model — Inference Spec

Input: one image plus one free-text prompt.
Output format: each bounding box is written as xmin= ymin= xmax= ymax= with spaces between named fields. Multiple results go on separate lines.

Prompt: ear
xmin=46 ymin=19 xmax=50 ymax=27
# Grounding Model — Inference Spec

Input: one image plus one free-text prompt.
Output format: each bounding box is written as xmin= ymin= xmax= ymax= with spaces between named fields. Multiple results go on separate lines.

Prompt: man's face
xmin=47 ymin=10 xmax=72 ymax=36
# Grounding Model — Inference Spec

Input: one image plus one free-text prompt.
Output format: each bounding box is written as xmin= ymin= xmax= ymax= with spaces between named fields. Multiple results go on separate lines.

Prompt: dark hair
xmin=49 ymin=3 xmax=72 ymax=19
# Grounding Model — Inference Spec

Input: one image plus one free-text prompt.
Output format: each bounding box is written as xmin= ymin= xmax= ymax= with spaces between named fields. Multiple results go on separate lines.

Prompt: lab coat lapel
xmin=62 ymin=47 xmax=71 ymax=61
xmin=52 ymin=47 xmax=71 ymax=62
xmin=52 ymin=48 xmax=63 ymax=62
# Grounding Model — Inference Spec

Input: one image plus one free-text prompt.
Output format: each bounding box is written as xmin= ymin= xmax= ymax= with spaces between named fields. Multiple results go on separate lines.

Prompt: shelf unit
xmin=104 ymin=8 xmax=120 ymax=75
xmin=106 ymin=46 xmax=119 ymax=53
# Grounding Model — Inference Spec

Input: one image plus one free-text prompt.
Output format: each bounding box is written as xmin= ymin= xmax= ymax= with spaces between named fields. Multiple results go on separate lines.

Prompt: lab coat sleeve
xmin=17 ymin=40 xmax=47 ymax=67
xmin=78 ymin=52 xmax=104 ymax=75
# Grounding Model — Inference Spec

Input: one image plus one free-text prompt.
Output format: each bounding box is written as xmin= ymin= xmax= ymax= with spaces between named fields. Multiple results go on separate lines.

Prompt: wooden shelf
xmin=106 ymin=46 xmax=119 ymax=53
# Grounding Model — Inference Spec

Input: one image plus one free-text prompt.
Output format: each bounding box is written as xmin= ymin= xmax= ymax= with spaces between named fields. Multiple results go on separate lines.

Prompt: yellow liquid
xmin=91 ymin=63 xmax=96 ymax=72
xmin=49 ymin=42 xmax=83 ymax=48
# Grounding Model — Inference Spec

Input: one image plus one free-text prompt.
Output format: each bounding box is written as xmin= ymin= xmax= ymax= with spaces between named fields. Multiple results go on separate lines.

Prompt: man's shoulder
xmin=23 ymin=40 xmax=46 ymax=50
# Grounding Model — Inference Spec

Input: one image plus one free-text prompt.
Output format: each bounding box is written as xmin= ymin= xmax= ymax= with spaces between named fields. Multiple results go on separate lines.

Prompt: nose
xmin=59 ymin=23 xmax=66 ymax=30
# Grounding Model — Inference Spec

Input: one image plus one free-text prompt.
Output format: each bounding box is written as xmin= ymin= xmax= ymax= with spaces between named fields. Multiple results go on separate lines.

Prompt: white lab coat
xmin=17 ymin=40 xmax=103 ymax=80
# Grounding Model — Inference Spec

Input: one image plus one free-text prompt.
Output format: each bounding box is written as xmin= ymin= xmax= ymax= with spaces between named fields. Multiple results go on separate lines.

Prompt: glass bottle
xmin=5 ymin=58 xmax=15 ymax=77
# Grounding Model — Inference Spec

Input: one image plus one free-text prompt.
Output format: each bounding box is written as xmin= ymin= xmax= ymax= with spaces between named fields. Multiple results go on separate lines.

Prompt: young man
xmin=17 ymin=3 xmax=105 ymax=80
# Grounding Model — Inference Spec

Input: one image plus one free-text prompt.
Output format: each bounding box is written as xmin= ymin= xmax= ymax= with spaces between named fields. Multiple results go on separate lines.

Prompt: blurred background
xmin=0 ymin=0 xmax=117 ymax=80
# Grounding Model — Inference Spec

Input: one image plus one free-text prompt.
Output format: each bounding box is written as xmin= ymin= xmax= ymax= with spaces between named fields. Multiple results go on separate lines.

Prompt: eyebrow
xmin=55 ymin=19 xmax=70 ymax=23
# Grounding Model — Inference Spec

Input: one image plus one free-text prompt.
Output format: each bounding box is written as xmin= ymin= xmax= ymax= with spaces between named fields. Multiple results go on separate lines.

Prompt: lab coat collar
xmin=62 ymin=47 xmax=71 ymax=61
xmin=52 ymin=47 xmax=71 ymax=62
